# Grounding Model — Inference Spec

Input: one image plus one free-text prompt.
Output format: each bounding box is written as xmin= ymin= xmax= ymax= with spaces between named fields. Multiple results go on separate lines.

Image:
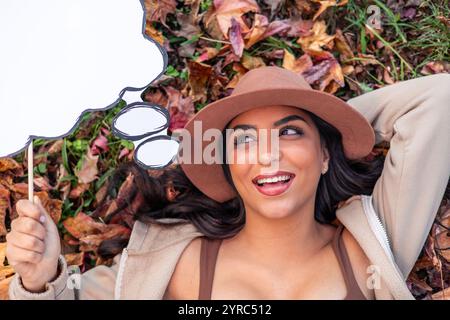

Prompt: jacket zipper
xmin=114 ymin=247 xmax=128 ymax=300
xmin=361 ymin=195 xmax=396 ymax=263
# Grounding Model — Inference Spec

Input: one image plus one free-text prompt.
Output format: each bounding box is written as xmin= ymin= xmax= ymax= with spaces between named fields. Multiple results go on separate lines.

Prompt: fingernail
xmin=39 ymin=215 xmax=45 ymax=223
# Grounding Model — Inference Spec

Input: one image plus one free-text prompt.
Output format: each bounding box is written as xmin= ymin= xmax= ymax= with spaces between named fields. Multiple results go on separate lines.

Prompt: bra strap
xmin=332 ymin=224 xmax=366 ymax=299
xmin=198 ymin=237 xmax=222 ymax=300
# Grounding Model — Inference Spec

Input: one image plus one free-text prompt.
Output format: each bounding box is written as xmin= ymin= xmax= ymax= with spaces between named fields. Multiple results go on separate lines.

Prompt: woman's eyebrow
xmin=230 ymin=115 xmax=309 ymax=131
xmin=273 ymin=115 xmax=309 ymax=127
xmin=231 ymin=124 xmax=257 ymax=131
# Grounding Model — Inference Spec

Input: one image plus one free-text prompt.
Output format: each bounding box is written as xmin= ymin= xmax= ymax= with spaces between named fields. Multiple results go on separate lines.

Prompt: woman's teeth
xmin=256 ymin=175 xmax=291 ymax=185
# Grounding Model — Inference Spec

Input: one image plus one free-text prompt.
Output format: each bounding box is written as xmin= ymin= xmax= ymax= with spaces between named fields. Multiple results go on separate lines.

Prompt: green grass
xmin=339 ymin=0 xmax=449 ymax=81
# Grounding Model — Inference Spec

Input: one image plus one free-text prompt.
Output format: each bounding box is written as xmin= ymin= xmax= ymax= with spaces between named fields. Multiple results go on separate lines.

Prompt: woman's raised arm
xmin=346 ymin=73 xmax=450 ymax=278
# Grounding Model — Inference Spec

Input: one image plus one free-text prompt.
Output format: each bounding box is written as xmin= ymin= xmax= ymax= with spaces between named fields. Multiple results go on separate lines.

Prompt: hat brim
xmin=178 ymin=87 xmax=375 ymax=203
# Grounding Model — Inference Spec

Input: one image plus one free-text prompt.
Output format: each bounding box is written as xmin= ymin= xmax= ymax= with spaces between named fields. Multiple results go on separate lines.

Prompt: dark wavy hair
xmin=97 ymin=109 xmax=385 ymax=258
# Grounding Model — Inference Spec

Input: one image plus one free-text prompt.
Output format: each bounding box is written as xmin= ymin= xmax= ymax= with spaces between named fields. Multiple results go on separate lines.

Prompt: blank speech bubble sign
xmin=0 ymin=0 xmax=167 ymax=160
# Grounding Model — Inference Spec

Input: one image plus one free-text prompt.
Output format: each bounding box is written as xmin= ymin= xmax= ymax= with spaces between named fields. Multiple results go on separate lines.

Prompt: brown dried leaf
xmin=297 ymin=20 xmax=335 ymax=53
xmin=79 ymin=225 xmax=131 ymax=252
xmin=64 ymin=252 xmax=84 ymax=266
xmin=63 ymin=212 xmax=108 ymax=239
xmin=186 ymin=60 xmax=214 ymax=103
xmin=0 ymin=276 xmax=13 ymax=300
xmin=312 ymin=0 xmax=348 ymax=21
xmin=144 ymin=0 xmax=177 ymax=27
xmin=241 ymin=54 xmax=266 ymax=70
xmin=244 ymin=14 xmax=269 ymax=49
xmin=0 ymin=158 xmax=22 ymax=175
xmin=334 ymin=28 xmax=354 ymax=62
xmin=74 ymin=149 xmax=99 ymax=184
xmin=282 ymin=49 xmax=313 ymax=74
xmin=69 ymin=183 xmax=90 ymax=199
xmin=0 ymin=186 xmax=11 ymax=236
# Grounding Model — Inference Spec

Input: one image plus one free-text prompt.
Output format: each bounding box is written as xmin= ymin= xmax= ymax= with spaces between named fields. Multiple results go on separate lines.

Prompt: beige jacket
xmin=9 ymin=73 xmax=450 ymax=300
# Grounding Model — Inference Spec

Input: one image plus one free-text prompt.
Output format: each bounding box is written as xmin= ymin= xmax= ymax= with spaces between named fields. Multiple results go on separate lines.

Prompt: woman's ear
xmin=321 ymin=147 xmax=330 ymax=174
xmin=322 ymin=147 xmax=330 ymax=164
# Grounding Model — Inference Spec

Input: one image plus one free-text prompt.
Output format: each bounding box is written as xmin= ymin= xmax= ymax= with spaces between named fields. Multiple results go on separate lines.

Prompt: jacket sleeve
xmin=9 ymin=254 xmax=119 ymax=300
xmin=346 ymin=73 xmax=450 ymax=279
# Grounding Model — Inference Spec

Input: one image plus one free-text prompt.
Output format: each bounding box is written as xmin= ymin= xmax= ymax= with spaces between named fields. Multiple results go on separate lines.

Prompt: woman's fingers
xmin=5 ymin=242 xmax=43 ymax=265
xmin=16 ymin=199 xmax=44 ymax=222
xmin=10 ymin=216 xmax=46 ymax=241
xmin=6 ymin=231 xmax=45 ymax=254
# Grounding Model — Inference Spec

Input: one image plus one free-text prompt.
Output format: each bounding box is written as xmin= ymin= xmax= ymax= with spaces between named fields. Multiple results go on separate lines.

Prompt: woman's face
xmin=226 ymin=105 xmax=329 ymax=220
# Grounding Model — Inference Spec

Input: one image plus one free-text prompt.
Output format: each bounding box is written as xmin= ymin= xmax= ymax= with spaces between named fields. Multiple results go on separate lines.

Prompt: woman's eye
xmin=234 ymin=134 xmax=256 ymax=145
xmin=280 ymin=126 xmax=304 ymax=136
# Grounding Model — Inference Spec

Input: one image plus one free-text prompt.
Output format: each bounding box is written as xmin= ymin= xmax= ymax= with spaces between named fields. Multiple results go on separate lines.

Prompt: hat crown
xmin=231 ymin=66 xmax=312 ymax=95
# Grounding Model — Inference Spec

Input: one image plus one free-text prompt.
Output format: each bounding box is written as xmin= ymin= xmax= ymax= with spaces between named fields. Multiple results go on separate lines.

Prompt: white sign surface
xmin=0 ymin=0 xmax=178 ymax=169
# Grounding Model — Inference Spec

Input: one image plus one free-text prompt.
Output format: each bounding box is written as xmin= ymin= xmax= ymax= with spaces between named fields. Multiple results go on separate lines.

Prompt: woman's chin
xmin=255 ymin=205 xmax=297 ymax=220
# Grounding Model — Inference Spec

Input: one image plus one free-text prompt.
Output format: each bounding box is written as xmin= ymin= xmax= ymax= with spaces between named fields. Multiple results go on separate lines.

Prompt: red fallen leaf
xmin=170 ymin=111 xmax=192 ymax=132
xmin=383 ymin=68 xmax=395 ymax=85
xmin=8 ymin=186 xmax=61 ymax=225
xmin=79 ymin=225 xmax=131 ymax=252
xmin=207 ymin=0 xmax=260 ymax=39
xmin=75 ymin=149 xmax=99 ymax=184
xmin=229 ymin=17 xmax=245 ymax=58
xmin=144 ymin=0 xmax=177 ymax=28
xmin=118 ymin=147 xmax=131 ymax=160
xmin=0 ymin=186 xmax=11 ymax=236
xmin=47 ymin=140 xmax=63 ymax=154
xmin=262 ymin=49 xmax=285 ymax=60
xmin=90 ymin=132 xmax=109 ymax=156
xmin=63 ymin=211 xmax=108 ymax=239
xmin=63 ymin=233 xmax=80 ymax=246
xmin=221 ymin=50 xmax=241 ymax=69
xmin=301 ymin=50 xmax=345 ymax=93
xmin=33 ymin=176 xmax=54 ymax=192
xmin=285 ymin=17 xmax=314 ymax=38
xmin=262 ymin=19 xmax=292 ymax=39
xmin=162 ymin=85 xmax=196 ymax=131
xmin=244 ymin=15 xmax=291 ymax=49
xmin=100 ymin=127 xmax=110 ymax=136
xmin=69 ymin=183 xmax=90 ymax=199
xmin=420 ymin=61 xmax=450 ymax=75
xmin=36 ymin=192 xmax=62 ymax=225
xmin=196 ymin=47 xmax=220 ymax=63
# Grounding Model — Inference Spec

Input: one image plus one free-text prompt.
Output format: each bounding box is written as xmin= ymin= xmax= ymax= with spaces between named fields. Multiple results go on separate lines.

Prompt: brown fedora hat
xmin=177 ymin=66 xmax=375 ymax=203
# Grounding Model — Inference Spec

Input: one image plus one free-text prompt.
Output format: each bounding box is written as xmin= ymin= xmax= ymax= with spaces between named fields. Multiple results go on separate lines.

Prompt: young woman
xmin=6 ymin=67 xmax=450 ymax=300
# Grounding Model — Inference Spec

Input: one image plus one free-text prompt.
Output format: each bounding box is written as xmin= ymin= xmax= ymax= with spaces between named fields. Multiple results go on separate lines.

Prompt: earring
xmin=322 ymin=164 xmax=328 ymax=175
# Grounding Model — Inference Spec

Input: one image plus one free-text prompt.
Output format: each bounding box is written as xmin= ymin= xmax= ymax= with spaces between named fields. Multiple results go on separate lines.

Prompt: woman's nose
xmin=257 ymin=132 xmax=281 ymax=166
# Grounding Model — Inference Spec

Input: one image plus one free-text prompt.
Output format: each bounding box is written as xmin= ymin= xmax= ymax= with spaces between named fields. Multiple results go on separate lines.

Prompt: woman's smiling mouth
xmin=251 ymin=171 xmax=296 ymax=196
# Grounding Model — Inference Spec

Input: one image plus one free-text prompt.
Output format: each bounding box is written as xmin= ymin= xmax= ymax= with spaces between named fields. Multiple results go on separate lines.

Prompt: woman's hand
xmin=6 ymin=196 xmax=61 ymax=292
